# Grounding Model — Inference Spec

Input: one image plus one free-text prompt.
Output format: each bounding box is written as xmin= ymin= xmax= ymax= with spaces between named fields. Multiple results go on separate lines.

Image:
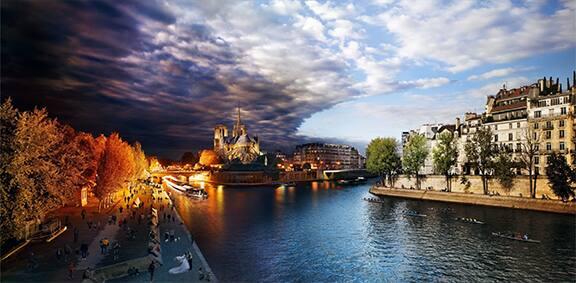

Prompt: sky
xmin=1 ymin=0 xmax=575 ymax=159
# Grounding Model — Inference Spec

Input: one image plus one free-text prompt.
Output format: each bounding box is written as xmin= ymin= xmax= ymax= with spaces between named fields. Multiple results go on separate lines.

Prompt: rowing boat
xmin=492 ymin=232 xmax=540 ymax=243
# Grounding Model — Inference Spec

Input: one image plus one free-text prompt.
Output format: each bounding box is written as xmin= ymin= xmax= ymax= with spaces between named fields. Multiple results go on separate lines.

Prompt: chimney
xmin=556 ymin=77 xmax=559 ymax=92
xmin=559 ymin=83 xmax=562 ymax=93
xmin=549 ymin=76 xmax=553 ymax=88
xmin=567 ymin=77 xmax=571 ymax=90
xmin=456 ymin=117 xmax=461 ymax=129
xmin=539 ymin=79 xmax=544 ymax=92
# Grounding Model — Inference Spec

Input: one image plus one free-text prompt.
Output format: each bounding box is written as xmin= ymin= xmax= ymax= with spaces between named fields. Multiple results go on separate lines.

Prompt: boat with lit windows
xmin=163 ymin=176 xmax=208 ymax=199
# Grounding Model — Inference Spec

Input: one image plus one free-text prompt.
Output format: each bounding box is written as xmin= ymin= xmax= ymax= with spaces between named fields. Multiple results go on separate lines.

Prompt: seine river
xmin=170 ymin=180 xmax=575 ymax=282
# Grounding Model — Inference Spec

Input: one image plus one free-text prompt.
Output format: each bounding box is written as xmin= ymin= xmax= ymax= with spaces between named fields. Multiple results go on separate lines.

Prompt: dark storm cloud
xmin=1 ymin=0 xmax=360 ymax=159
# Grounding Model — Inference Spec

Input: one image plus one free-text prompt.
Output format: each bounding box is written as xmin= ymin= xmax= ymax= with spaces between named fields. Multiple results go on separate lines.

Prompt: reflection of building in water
xmin=214 ymin=107 xmax=261 ymax=164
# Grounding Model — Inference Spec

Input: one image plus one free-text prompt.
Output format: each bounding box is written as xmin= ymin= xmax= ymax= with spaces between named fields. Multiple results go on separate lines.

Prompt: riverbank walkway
xmin=1 ymin=182 xmax=217 ymax=282
xmin=370 ymin=186 xmax=576 ymax=214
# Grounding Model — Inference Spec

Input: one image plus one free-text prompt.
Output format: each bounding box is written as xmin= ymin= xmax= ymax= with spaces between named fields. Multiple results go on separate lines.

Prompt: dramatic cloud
xmin=1 ymin=0 xmax=572 ymax=158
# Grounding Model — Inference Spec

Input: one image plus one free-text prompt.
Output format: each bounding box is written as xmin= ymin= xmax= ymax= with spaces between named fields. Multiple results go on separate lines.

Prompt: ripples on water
xmin=170 ymin=181 xmax=576 ymax=282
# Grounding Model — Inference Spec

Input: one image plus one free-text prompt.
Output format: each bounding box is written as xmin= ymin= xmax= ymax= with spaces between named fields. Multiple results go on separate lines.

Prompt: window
xmin=560 ymin=142 xmax=565 ymax=151
xmin=516 ymin=143 xmax=521 ymax=151
xmin=535 ymin=144 xmax=539 ymax=151
xmin=546 ymin=121 xmax=552 ymax=129
xmin=517 ymin=122 xmax=520 ymax=128
xmin=546 ymin=143 xmax=552 ymax=151
xmin=549 ymin=109 xmax=554 ymax=115
xmin=495 ymin=124 xmax=498 ymax=130
xmin=494 ymin=135 xmax=498 ymax=142
xmin=546 ymin=131 xmax=551 ymax=139
xmin=534 ymin=156 xmax=539 ymax=164
xmin=534 ymin=123 xmax=539 ymax=129
xmin=535 ymin=111 xmax=541 ymax=118
xmin=533 ymin=132 xmax=537 ymax=140
xmin=561 ymin=107 xmax=567 ymax=115
xmin=560 ymin=130 xmax=565 ymax=138
xmin=559 ymin=120 xmax=565 ymax=127
xmin=509 ymin=123 xmax=512 ymax=129
xmin=508 ymin=133 xmax=513 ymax=141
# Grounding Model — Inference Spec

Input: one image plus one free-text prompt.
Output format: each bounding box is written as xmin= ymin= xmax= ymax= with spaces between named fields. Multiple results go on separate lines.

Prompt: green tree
xmin=492 ymin=151 xmax=516 ymax=195
xmin=465 ymin=126 xmax=495 ymax=195
xmin=546 ymin=153 xmax=575 ymax=201
xmin=402 ymin=134 xmax=429 ymax=189
xmin=432 ymin=131 xmax=458 ymax=191
xmin=366 ymin=137 xmax=401 ymax=187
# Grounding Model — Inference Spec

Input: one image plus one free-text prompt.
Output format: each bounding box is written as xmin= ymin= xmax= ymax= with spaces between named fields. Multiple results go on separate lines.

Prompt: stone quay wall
xmin=369 ymin=187 xmax=576 ymax=215
xmin=392 ymin=175 xmax=555 ymax=198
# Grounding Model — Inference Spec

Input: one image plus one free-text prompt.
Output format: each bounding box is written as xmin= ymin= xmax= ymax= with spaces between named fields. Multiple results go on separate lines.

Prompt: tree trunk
xmin=533 ymin=174 xmax=538 ymax=198
xmin=482 ymin=175 xmax=488 ymax=195
xmin=528 ymin=169 xmax=533 ymax=198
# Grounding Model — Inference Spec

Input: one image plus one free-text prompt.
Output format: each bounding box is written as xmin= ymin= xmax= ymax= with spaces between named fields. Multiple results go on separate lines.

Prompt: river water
xmin=170 ymin=180 xmax=575 ymax=282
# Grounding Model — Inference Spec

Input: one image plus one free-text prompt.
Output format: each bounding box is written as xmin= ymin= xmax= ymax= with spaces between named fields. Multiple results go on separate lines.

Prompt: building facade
xmin=403 ymin=72 xmax=576 ymax=176
xmin=293 ymin=143 xmax=365 ymax=170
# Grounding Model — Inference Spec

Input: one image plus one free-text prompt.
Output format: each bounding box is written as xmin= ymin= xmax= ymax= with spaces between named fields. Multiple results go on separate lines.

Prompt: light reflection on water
xmin=168 ymin=180 xmax=576 ymax=282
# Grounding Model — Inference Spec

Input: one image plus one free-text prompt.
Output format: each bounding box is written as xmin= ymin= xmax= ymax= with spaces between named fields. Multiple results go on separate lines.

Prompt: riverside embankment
xmin=370 ymin=186 xmax=576 ymax=214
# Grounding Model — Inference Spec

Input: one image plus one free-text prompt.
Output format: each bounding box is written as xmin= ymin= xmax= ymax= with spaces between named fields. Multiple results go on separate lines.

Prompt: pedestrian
xmin=81 ymin=209 xmax=86 ymax=220
xmin=148 ymin=261 xmax=156 ymax=282
xmin=73 ymin=227 xmax=79 ymax=243
xmin=100 ymin=239 xmax=105 ymax=254
xmin=103 ymin=237 xmax=110 ymax=254
xmin=198 ymin=267 xmax=205 ymax=280
xmin=64 ymin=244 xmax=72 ymax=262
xmin=113 ymin=242 xmax=120 ymax=261
xmin=56 ymin=247 xmax=63 ymax=261
xmin=81 ymin=243 xmax=88 ymax=259
xmin=88 ymin=220 xmax=93 ymax=230
xmin=68 ymin=262 xmax=75 ymax=279
xmin=119 ymin=206 xmax=123 ymax=214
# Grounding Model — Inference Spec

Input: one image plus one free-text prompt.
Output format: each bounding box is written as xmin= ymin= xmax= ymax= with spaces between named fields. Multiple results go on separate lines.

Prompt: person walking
xmin=148 ymin=261 xmax=156 ymax=282
xmin=81 ymin=209 xmax=86 ymax=220
xmin=67 ymin=262 xmax=75 ymax=279
xmin=73 ymin=227 xmax=79 ymax=243
xmin=80 ymin=243 xmax=88 ymax=259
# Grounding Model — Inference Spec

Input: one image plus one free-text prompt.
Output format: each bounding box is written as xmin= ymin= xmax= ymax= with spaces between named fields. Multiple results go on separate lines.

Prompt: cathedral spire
xmin=233 ymin=106 xmax=243 ymax=137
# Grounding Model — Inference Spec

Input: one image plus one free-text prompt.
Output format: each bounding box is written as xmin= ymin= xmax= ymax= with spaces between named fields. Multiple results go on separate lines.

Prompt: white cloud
xmin=467 ymin=67 xmax=534 ymax=80
xmin=294 ymin=15 xmax=327 ymax=41
xmin=267 ymin=0 xmax=302 ymax=15
xmin=465 ymin=76 xmax=530 ymax=98
xmin=375 ymin=0 xmax=575 ymax=72
xmin=305 ymin=0 xmax=352 ymax=21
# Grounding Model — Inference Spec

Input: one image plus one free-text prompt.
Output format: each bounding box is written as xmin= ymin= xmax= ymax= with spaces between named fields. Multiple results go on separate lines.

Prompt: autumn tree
xmin=432 ymin=131 xmax=458 ymax=191
xmin=519 ymin=127 xmax=543 ymax=198
xmin=199 ymin=149 xmax=221 ymax=166
xmin=95 ymin=133 xmax=135 ymax=208
xmin=465 ymin=126 xmax=496 ymax=195
xmin=366 ymin=137 xmax=402 ymax=187
xmin=181 ymin=151 xmax=199 ymax=165
xmin=0 ymin=99 xmax=19 ymax=242
xmin=402 ymin=134 xmax=429 ymax=189
xmin=7 ymin=108 xmax=64 ymax=238
xmin=131 ymin=142 xmax=148 ymax=182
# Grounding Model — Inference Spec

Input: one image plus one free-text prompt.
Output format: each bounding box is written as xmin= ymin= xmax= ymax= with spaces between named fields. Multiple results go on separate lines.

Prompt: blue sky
xmin=2 ymin=0 xmax=575 ymax=158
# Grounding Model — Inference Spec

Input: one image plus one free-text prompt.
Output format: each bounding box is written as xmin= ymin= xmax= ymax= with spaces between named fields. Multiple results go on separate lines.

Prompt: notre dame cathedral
xmin=213 ymin=108 xmax=261 ymax=164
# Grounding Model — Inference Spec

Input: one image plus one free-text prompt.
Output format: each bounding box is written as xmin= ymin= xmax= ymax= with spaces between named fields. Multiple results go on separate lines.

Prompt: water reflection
xmin=167 ymin=180 xmax=575 ymax=282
